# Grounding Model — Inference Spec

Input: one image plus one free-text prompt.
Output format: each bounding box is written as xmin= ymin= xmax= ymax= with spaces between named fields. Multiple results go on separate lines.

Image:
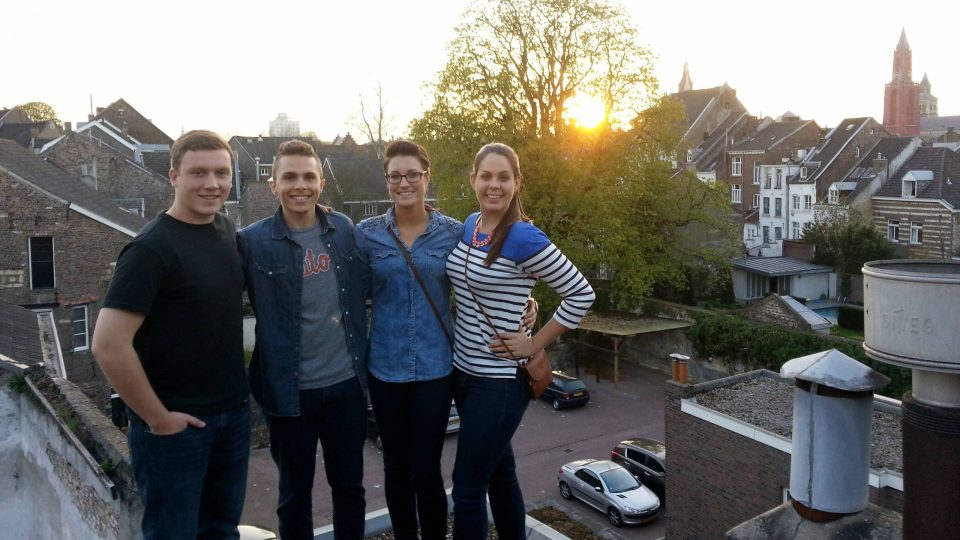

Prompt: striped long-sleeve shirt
xmin=446 ymin=213 xmax=595 ymax=378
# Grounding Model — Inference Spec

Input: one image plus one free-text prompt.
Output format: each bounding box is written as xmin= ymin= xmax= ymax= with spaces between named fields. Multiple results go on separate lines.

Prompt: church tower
xmin=882 ymin=28 xmax=920 ymax=136
xmin=919 ymin=73 xmax=938 ymax=118
xmin=678 ymin=62 xmax=693 ymax=93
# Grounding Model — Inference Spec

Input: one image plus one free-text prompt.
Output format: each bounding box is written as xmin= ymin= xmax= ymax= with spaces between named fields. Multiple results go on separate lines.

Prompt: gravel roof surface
xmin=694 ymin=376 xmax=902 ymax=472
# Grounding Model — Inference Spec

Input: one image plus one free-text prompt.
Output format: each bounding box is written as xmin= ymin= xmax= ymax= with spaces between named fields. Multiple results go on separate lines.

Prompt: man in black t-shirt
xmin=93 ymin=130 xmax=250 ymax=540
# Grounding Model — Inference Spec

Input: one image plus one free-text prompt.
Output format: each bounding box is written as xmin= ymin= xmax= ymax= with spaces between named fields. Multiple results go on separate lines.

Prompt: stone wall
xmin=743 ymin=294 xmax=810 ymax=331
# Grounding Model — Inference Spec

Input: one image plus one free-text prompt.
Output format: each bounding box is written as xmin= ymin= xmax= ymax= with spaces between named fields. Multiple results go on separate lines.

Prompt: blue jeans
xmin=368 ymin=373 xmax=454 ymax=540
xmin=266 ymin=377 xmax=367 ymax=540
xmin=127 ymin=404 xmax=251 ymax=540
xmin=452 ymin=370 xmax=530 ymax=540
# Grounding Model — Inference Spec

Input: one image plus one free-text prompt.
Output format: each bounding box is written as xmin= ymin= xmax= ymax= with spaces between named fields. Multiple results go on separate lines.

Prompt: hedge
xmin=686 ymin=311 xmax=909 ymax=398
xmin=837 ymin=306 xmax=864 ymax=331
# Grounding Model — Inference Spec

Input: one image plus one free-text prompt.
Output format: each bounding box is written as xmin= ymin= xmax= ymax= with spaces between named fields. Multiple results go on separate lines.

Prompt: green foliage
xmin=837 ymin=306 xmax=864 ymax=331
xmin=14 ymin=101 xmax=62 ymax=128
xmin=8 ymin=372 xmax=27 ymax=393
xmin=99 ymin=458 xmax=116 ymax=475
xmin=687 ymin=312 xmax=909 ymax=398
xmin=411 ymin=0 xmax=741 ymax=309
xmin=803 ymin=209 xmax=895 ymax=275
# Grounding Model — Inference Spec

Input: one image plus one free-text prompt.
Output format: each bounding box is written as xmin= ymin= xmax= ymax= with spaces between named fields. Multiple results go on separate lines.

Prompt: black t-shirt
xmin=103 ymin=212 xmax=249 ymax=415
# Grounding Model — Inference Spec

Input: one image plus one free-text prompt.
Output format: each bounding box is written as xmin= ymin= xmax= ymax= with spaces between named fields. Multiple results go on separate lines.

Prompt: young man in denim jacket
xmin=237 ymin=140 xmax=369 ymax=539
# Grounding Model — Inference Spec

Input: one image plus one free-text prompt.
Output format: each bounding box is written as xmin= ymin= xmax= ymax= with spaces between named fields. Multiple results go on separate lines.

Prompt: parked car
xmin=611 ymin=438 xmax=666 ymax=504
xmin=558 ymin=459 xmax=660 ymax=527
xmin=540 ymin=371 xmax=590 ymax=410
xmin=367 ymin=403 xmax=460 ymax=449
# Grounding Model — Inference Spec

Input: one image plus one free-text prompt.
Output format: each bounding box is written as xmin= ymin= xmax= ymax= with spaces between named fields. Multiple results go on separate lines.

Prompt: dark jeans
xmin=368 ymin=373 xmax=454 ymax=540
xmin=266 ymin=377 xmax=367 ymax=540
xmin=452 ymin=369 xmax=530 ymax=540
xmin=127 ymin=404 xmax=251 ymax=540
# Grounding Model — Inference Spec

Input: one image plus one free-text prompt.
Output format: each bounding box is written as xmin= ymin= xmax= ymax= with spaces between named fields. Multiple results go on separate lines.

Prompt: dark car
xmin=367 ymin=403 xmax=460 ymax=449
xmin=540 ymin=371 xmax=590 ymax=410
xmin=611 ymin=438 xmax=666 ymax=504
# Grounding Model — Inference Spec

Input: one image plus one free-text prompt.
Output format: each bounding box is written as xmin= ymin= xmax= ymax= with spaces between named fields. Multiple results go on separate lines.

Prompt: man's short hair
xmin=170 ymin=130 xmax=232 ymax=172
xmin=274 ymin=140 xmax=322 ymax=177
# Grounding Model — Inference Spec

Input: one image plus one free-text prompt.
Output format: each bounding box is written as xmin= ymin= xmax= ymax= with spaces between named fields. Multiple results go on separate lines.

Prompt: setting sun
xmin=564 ymin=93 xmax=607 ymax=129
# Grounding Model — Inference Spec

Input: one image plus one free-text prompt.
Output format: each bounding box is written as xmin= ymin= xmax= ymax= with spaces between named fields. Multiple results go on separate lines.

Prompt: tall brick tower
xmin=882 ymin=28 xmax=920 ymax=136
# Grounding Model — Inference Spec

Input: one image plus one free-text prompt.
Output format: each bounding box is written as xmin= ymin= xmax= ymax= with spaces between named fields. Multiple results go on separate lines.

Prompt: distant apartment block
xmin=269 ymin=113 xmax=301 ymax=137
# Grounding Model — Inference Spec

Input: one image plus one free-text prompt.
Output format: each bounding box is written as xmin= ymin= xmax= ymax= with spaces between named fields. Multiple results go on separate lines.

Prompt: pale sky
xmin=4 ymin=0 xmax=957 ymax=141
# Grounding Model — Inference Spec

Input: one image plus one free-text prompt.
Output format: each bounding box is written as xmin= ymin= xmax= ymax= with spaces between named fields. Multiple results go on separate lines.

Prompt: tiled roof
xmin=920 ymin=115 xmax=960 ymax=133
xmin=733 ymin=256 xmax=832 ymax=276
xmin=730 ymin=120 xmax=815 ymax=153
xmin=324 ymin=155 xmax=389 ymax=202
xmin=141 ymin=151 xmax=171 ymax=177
xmin=802 ymin=118 xmax=872 ymax=179
xmin=91 ymin=98 xmax=173 ymax=145
xmin=875 ymin=146 xmax=960 ymax=207
xmin=669 ymin=85 xmax=746 ymax=134
xmin=0 ymin=121 xmax=53 ymax=148
xmin=692 ymin=112 xmax=752 ymax=170
xmin=0 ymin=139 xmax=146 ymax=235
xmin=841 ymin=137 xmax=915 ymax=199
xmin=0 ymin=303 xmax=44 ymax=368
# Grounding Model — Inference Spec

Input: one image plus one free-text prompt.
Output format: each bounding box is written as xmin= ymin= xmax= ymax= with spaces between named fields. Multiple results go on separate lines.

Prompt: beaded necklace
xmin=471 ymin=216 xmax=493 ymax=248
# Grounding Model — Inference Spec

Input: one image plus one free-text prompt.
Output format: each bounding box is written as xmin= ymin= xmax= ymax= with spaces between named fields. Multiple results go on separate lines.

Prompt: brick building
xmin=0 ymin=139 xmax=145 ymax=397
xmin=41 ymin=131 xmax=173 ymax=219
xmin=665 ymin=370 xmax=903 ymax=539
xmin=882 ymin=30 xmax=920 ymax=137
xmin=872 ymin=146 xmax=960 ymax=259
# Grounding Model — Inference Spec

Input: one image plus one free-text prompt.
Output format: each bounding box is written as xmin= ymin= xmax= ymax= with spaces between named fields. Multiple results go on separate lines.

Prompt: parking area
xmin=242 ymin=363 xmax=668 ymax=539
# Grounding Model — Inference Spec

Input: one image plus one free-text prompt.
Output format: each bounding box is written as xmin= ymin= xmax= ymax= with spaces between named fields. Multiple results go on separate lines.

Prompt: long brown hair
xmin=472 ymin=143 xmax=530 ymax=265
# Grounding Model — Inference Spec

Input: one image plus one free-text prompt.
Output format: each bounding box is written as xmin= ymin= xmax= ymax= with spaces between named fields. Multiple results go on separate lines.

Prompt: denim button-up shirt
xmin=355 ymin=208 xmax=462 ymax=382
xmin=238 ymin=206 xmax=369 ymax=416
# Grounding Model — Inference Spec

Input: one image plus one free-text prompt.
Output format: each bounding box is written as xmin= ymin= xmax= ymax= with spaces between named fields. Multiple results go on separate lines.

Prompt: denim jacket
xmin=238 ymin=206 xmax=369 ymax=416
xmin=355 ymin=208 xmax=462 ymax=382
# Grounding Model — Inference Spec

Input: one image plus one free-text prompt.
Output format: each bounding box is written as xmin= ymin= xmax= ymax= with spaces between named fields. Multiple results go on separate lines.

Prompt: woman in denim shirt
xmin=354 ymin=140 xmax=461 ymax=540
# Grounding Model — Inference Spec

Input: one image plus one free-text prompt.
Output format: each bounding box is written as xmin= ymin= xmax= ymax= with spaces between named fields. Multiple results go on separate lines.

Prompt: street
xmin=242 ymin=364 xmax=668 ymax=539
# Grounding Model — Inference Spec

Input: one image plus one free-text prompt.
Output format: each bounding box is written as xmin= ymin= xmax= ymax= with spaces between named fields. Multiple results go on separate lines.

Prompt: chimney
xmin=863 ymin=260 xmax=960 ymax=538
xmin=64 ymin=122 xmax=72 ymax=133
xmin=726 ymin=350 xmax=898 ymax=539
xmin=669 ymin=353 xmax=689 ymax=384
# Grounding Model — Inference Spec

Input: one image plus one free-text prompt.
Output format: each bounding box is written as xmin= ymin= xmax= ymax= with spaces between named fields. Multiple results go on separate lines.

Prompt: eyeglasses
xmin=385 ymin=171 xmax=427 ymax=184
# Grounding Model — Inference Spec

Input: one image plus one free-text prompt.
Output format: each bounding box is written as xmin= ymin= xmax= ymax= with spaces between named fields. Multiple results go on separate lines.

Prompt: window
xmin=731 ymin=156 xmax=742 ymax=176
xmin=775 ymin=227 xmax=782 ymax=240
xmin=764 ymin=172 xmax=772 ymax=189
xmin=887 ymin=220 xmax=900 ymax=242
xmin=804 ymin=222 xmax=813 ymax=232
xmin=753 ymin=162 xmax=761 ymax=184
xmin=259 ymin=166 xmax=271 ymax=177
xmin=762 ymin=226 xmax=770 ymax=243
xmin=902 ymin=179 xmax=917 ymax=198
xmin=752 ymin=194 xmax=760 ymax=209
xmin=72 ymin=305 xmax=89 ymax=350
xmin=775 ymin=198 xmax=782 ymax=217
xmin=363 ymin=202 xmax=377 ymax=216
xmin=792 ymin=195 xmax=800 ymax=210
xmin=686 ymin=150 xmax=693 ymax=162
xmin=855 ymin=145 xmax=861 ymax=158
xmin=29 ymin=237 xmax=55 ymax=289
xmin=792 ymin=222 xmax=800 ymax=239
xmin=762 ymin=197 xmax=770 ymax=215
xmin=828 ymin=188 xmax=839 ymax=205
xmin=775 ymin=169 xmax=783 ymax=189
xmin=803 ymin=195 xmax=812 ymax=210
xmin=731 ymin=184 xmax=742 ymax=203
xmin=800 ymin=166 xmax=807 ymax=179
xmin=910 ymin=222 xmax=923 ymax=244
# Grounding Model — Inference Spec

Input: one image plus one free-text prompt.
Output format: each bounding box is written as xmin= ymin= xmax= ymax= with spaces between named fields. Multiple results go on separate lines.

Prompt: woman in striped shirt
xmin=446 ymin=143 xmax=595 ymax=539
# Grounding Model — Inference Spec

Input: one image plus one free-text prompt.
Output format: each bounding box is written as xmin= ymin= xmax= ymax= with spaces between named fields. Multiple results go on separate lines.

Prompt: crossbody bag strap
xmin=386 ymin=226 xmax=454 ymax=347
xmin=463 ymin=240 xmax=524 ymax=364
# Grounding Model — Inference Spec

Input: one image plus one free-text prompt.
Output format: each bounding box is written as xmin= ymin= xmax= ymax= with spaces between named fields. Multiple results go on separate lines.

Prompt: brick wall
xmin=0 ymin=172 xmax=133 ymax=400
xmin=43 ymin=134 xmax=173 ymax=218
xmin=873 ymin=199 xmax=957 ymax=258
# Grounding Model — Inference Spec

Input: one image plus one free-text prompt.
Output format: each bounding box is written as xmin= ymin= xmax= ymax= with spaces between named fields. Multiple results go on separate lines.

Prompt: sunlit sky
xmin=4 ymin=0 xmax=957 ymax=141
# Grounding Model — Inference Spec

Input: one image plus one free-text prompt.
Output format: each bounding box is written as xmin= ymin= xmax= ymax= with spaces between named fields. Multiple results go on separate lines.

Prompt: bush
xmin=687 ymin=312 xmax=909 ymax=398
xmin=837 ymin=306 xmax=864 ymax=331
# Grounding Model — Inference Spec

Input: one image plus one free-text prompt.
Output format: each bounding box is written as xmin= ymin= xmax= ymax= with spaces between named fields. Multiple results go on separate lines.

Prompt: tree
xmin=803 ymin=209 xmax=895 ymax=275
xmin=14 ymin=101 xmax=62 ymax=128
xmin=410 ymin=0 xmax=739 ymax=308
xmin=355 ymin=83 xmax=396 ymax=158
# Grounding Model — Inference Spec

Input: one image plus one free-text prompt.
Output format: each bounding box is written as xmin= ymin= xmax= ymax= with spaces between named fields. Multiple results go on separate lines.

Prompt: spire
xmin=678 ymin=62 xmax=693 ymax=93
xmin=898 ymin=27 xmax=910 ymax=50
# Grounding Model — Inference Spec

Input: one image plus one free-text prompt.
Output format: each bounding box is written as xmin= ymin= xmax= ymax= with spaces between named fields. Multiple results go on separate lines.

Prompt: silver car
xmin=557 ymin=459 xmax=661 ymax=527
